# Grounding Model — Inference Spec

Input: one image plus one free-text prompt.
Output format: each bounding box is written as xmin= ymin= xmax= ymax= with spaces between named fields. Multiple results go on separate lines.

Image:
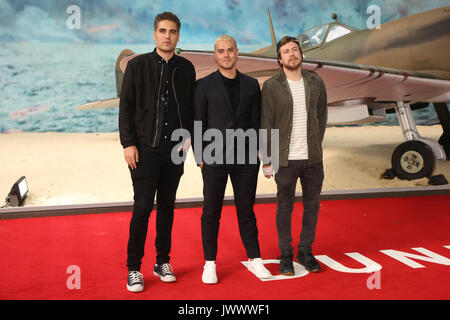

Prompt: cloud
xmin=14 ymin=5 xmax=76 ymax=42
xmin=0 ymin=0 xmax=448 ymax=46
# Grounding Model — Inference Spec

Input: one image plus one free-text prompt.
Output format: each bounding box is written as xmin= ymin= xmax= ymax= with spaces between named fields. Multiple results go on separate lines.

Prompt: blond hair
xmin=214 ymin=35 xmax=237 ymax=50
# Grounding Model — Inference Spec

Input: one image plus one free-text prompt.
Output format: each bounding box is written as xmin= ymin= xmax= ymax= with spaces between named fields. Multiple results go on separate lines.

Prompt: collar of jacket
xmin=151 ymin=48 xmax=179 ymax=65
xmin=273 ymin=68 xmax=312 ymax=111
xmin=273 ymin=68 xmax=312 ymax=85
xmin=213 ymin=69 xmax=241 ymax=80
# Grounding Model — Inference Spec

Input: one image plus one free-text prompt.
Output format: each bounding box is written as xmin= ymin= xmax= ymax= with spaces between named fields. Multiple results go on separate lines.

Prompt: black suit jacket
xmin=193 ymin=70 xmax=261 ymax=165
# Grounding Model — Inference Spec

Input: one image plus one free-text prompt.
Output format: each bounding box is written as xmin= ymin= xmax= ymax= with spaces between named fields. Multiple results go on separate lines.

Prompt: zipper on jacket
xmin=171 ymin=66 xmax=184 ymax=129
xmin=152 ymin=63 xmax=164 ymax=146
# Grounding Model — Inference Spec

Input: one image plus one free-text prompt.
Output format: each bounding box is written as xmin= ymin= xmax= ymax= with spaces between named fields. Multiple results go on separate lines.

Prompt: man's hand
xmin=176 ymin=138 xmax=191 ymax=153
xmin=197 ymin=162 xmax=204 ymax=170
xmin=124 ymin=146 xmax=139 ymax=170
xmin=262 ymin=164 xmax=274 ymax=178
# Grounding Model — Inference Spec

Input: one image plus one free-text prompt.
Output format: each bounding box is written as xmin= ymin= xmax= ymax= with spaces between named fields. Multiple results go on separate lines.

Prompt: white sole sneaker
xmin=248 ymin=258 xmax=272 ymax=279
xmin=127 ymin=283 xmax=144 ymax=292
xmin=153 ymin=271 xmax=176 ymax=282
xmin=153 ymin=263 xmax=177 ymax=282
xmin=202 ymin=263 xmax=218 ymax=284
xmin=127 ymin=271 xmax=144 ymax=292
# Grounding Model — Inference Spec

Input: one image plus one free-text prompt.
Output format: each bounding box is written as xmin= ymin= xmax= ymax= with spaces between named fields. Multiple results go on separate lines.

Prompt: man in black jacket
xmin=193 ymin=35 xmax=272 ymax=284
xmin=119 ymin=12 xmax=196 ymax=293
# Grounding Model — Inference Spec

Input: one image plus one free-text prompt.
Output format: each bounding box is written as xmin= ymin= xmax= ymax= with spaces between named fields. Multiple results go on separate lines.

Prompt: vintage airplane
xmin=78 ymin=5 xmax=450 ymax=181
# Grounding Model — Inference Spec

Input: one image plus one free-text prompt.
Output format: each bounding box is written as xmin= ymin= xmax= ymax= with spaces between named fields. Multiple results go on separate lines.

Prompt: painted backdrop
xmin=1 ymin=0 xmax=448 ymax=132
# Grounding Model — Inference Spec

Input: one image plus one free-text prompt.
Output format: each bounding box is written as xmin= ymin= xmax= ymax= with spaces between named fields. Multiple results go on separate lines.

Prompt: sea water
xmin=0 ymin=42 xmax=149 ymax=133
xmin=0 ymin=42 xmax=442 ymax=133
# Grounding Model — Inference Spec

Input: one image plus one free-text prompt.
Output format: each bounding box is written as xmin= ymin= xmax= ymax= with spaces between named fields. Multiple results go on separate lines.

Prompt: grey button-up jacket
xmin=261 ymin=69 xmax=328 ymax=167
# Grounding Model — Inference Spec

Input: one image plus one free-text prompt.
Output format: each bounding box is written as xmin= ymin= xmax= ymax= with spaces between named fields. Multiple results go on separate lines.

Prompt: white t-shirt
xmin=287 ymin=78 xmax=308 ymax=160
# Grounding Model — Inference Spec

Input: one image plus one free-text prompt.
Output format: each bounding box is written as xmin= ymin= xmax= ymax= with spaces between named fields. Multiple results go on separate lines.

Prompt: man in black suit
xmin=193 ymin=35 xmax=272 ymax=284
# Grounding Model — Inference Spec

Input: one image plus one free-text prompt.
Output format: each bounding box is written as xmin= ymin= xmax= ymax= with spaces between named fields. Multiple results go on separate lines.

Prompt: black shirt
xmin=220 ymin=72 xmax=243 ymax=163
xmin=220 ymin=72 xmax=240 ymax=115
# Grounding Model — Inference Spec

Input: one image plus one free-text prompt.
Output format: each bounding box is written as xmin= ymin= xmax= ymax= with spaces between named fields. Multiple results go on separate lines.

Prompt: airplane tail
xmin=77 ymin=49 xmax=134 ymax=110
xmin=268 ymin=7 xmax=277 ymax=46
xmin=115 ymin=49 xmax=135 ymax=97
xmin=251 ymin=8 xmax=277 ymax=56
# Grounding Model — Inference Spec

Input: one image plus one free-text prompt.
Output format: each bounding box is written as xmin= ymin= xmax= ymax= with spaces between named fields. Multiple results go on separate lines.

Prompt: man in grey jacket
xmin=261 ymin=36 xmax=327 ymax=275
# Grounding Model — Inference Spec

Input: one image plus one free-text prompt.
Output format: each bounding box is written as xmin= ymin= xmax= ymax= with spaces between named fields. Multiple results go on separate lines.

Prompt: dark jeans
xmin=274 ymin=160 xmax=324 ymax=255
xmin=126 ymin=150 xmax=184 ymax=271
xmin=201 ymin=163 xmax=261 ymax=261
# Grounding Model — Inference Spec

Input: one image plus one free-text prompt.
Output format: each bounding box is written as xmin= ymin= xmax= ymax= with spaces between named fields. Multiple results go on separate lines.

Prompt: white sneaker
xmin=202 ymin=261 xmax=218 ymax=284
xmin=127 ymin=271 xmax=144 ymax=292
xmin=248 ymin=258 xmax=272 ymax=279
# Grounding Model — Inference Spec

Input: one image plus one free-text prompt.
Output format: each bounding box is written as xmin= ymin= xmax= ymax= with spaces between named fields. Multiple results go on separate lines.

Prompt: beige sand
xmin=0 ymin=125 xmax=449 ymax=207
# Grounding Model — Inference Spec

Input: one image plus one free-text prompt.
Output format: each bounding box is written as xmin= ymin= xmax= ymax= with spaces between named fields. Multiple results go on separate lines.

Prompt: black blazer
xmin=193 ymin=70 xmax=261 ymax=165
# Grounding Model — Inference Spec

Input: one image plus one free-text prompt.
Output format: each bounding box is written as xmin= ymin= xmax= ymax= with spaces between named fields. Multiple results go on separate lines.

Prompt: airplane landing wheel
xmin=391 ymin=141 xmax=435 ymax=180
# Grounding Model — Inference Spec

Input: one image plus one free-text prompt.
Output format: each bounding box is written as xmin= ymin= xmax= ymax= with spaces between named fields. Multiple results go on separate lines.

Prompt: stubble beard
xmin=158 ymin=44 xmax=175 ymax=53
xmin=218 ymin=59 xmax=237 ymax=70
xmin=283 ymin=59 xmax=301 ymax=71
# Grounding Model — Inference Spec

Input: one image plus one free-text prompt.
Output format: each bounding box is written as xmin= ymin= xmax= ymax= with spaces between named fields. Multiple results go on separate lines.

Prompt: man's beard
xmin=284 ymin=59 xmax=301 ymax=71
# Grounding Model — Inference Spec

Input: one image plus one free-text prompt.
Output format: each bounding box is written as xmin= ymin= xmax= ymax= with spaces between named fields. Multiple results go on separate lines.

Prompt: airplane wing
xmin=78 ymin=49 xmax=450 ymax=124
xmin=176 ymin=51 xmax=450 ymax=104
xmin=177 ymin=51 xmax=450 ymax=124
xmin=77 ymin=97 xmax=120 ymax=110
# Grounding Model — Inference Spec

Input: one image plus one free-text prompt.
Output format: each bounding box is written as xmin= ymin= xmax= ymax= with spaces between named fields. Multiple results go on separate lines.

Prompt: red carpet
xmin=0 ymin=195 xmax=449 ymax=300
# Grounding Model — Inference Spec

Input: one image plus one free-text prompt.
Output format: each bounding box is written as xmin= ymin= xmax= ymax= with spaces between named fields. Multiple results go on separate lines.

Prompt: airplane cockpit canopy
xmin=298 ymin=23 xmax=356 ymax=50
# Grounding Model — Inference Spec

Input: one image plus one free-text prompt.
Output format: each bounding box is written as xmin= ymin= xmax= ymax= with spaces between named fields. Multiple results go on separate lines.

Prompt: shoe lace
xmin=129 ymin=271 xmax=143 ymax=284
xmin=161 ymin=263 xmax=173 ymax=275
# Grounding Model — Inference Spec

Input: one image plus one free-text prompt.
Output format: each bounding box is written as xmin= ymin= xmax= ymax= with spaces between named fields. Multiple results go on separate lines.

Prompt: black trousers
xmin=201 ymin=163 xmax=261 ymax=261
xmin=274 ymin=160 xmax=324 ymax=255
xmin=126 ymin=150 xmax=183 ymax=271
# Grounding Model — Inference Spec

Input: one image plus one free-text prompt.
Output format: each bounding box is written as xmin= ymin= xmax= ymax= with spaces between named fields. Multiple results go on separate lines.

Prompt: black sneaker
xmin=297 ymin=248 xmax=321 ymax=273
xmin=279 ymin=250 xmax=295 ymax=276
xmin=153 ymin=263 xmax=176 ymax=282
xmin=127 ymin=271 xmax=144 ymax=292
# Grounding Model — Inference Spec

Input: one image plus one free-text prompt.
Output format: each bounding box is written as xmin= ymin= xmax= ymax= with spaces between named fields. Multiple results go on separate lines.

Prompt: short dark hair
xmin=154 ymin=12 xmax=181 ymax=31
xmin=276 ymin=36 xmax=302 ymax=67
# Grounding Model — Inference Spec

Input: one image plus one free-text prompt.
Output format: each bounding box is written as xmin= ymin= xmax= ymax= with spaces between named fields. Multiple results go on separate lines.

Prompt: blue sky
xmin=0 ymin=0 xmax=449 ymax=50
